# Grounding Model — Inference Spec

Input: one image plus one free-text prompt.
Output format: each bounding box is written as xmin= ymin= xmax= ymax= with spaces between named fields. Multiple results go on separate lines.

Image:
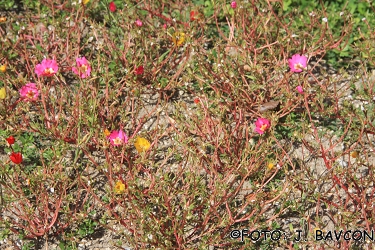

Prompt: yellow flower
xmin=0 ymin=65 xmax=6 ymax=73
xmin=114 ymin=180 xmax=125 ymax=194
xmin=267 ymin=162 xmax=274 ymax=170
xmin=313 ymin=227 xmax=325 ymax=238
xmin=0 ymin=17 xmax=6 ymax=23
xmin=0 ymin=87 xmax=6 ymax=99
xmin=351 ymin=151 xmax=359 ymax=158
xmin=134 ymin=137 xmax=151 ymax=153
xmin=172 ymin=32 xmax=185 ymax=47
xmin=83 ymin=0 xmax=90 ymax=5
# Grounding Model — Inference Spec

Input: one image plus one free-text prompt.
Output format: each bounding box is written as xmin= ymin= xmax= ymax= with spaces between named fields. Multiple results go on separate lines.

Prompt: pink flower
xmin=230 ymin=1 xmax=237 ymax=8
xmin=296 ymin=85 xmax=304 ymax=94
xmin=109 ymin=1 xmax=116 ymax=12
xmin=163 ymin=23 xmax=167 ymax=29
xmin=135 ymin=65 xmax=144 ymax=75
xmin=72 ymin=57 xmax=91 ymax=78
xmin=288 ymin=54 xmax=308 ymax=73
xmin=19 ymin=83 xmax=39 ymax=101
xmin=255 ymin=118 xmax=270 ymax=135
xmin=35 ymin=59 xmax=58 ymax=77
xmin=108 ymin=130 xmax=128 ymax=146
xmin=135 ymin=19 xmax=143 ymax=27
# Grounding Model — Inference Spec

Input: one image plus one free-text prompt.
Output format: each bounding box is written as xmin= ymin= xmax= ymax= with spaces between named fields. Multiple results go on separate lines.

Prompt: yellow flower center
xmin=294 ymin=63 xmax=304 ymax=70
xmin=44 ymin=68 xmax=55 ymax=75
xmin=79 ymin=64 xmax=88 ymax=72
xmin=113 ymin=137 xmax=122 ymax=145
xmin=26 ymin=90 xmax=35 ymax=99
xmin=260 ymin=124 xmax=268 ymax=132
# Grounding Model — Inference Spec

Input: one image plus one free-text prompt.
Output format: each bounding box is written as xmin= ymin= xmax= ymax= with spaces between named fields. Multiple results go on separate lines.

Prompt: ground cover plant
xmin=1 ymin=0 xmax=375 ymax=249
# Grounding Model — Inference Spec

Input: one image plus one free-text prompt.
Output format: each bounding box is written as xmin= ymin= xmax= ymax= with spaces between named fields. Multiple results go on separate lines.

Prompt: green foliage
xmin=0 ymin=0 xmax=16 ymax=10
xmin=58 ymin=241 xmax=77 ymax=250
xmin=21 ymin=242 xmax=35 ymax=250
xmin=0 ymin=227 xmax=10 ymax=241
xmin=77 ymin=218 xmax=98 ymax=238
xmin=283 ymin=0 xmax=375 ymax=67
xmin=1 ymin=0 xmax=375 ymax=249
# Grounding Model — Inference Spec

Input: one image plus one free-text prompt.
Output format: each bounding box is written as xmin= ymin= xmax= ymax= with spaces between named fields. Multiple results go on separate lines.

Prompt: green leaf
xmin=108 ymin=61 xmax=117 ymax=70
xmin=35 ymin=44 xmax=44 ymax=52
xmin=283 ymin=0 xmax=292 ymax=11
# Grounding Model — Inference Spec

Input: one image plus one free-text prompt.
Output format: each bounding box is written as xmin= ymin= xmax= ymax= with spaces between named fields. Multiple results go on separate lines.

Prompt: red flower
xmin=109 ymin=1 xmax=116 ymax=12
xmin=194 ymin=98 xmax=200 ymax=104
xmin=6 ymin=136 xmax=15 ymax=145
xmin=190 ymin=11 xmax=201 ymax=21
xmin=135 ymin=65 xmax=144 ymax=75
xmin=10 ymin=152 xmax=22 ymax=164
xmin=190 ymin=11 xmax=196 ymax=21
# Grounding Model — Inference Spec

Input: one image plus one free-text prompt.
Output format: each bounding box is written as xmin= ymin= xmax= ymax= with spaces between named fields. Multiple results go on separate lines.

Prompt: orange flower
xmin=0 ymin=64 xmax=6 ymax=73
xmin=351 ymin=151 xmax=359 ymax=158
xmin=104 ymin=129 xmax=111 ymax=137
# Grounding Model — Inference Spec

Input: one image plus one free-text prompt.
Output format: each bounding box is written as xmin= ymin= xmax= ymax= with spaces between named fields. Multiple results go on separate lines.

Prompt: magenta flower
xmin=288 ymin=54 xmax=308 ymax=73
xmin=72 ymin=57 xmax=91 ymax=78
xmin=35 ymin=59 xmax=58 ymax=77
xmin=231 ymin=1 xmax=237 ymax=8
xmin=255 ymin=118 xmax=270 ymax=135
xmin=296 ymin=85 xmax=304 ymax=94
xmin=108 ymin=130 xmax=128 ymax=146
xmin=19 ymin=83 xmax=39 ymax=101
xmin=135 ymin=19 xmax=143 ymax=27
